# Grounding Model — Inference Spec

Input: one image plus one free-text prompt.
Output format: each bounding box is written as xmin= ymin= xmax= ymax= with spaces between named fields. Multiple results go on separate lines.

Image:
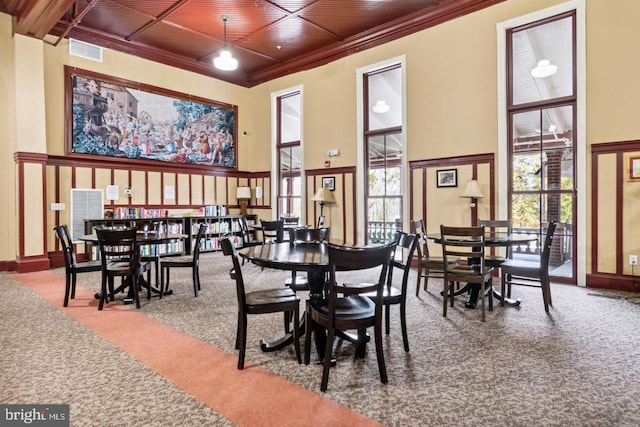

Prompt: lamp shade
xmin=460 ymin=180 xmax=484 ymax=199
xmin=236 ymin=186 xmax=251 ymax=200
xmin=310 ymin=188 xmax=335 ymax=204
xmin=530 ymin=59 xmax=557 ymax=78
xmin=214 ymin=50 xmax=238 ymax=71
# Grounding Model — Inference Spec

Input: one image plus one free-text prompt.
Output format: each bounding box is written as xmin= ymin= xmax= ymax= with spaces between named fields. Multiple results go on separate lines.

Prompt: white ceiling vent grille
xmin=69 ymin=39 xmax=103 ymax=62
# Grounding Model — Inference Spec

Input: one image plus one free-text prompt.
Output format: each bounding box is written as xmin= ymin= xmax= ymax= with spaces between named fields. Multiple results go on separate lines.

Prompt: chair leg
xmin=442 ymin=280 xmax=448 ymax=317
xmin=99 ymin=274 xmax=108 ymax=310
xmin=384 ymin=303 xmax=390 ymax=335
xmin=541 ymin=276 xmax=551 ymax=312
xmin=374 ymin=318 xmax=388 ymax=384
xmin=71 ymin=271 xmax=78 ymax=300
xmin=488 ymin=278 xmax=493 ymax=312
xmin=320 ymin=326 xmax=335 ymax=392
xmin=192 ymin=265 xmax=199 ymax=297
xmin=131 ymin=274 xmax=141 ymax=309
xmin=159 ymin=266 xmax=165 ymax=299
xmin=400 ymin=299 xmax=409 ymax=352
xmin=416 ymin=264 xmax=423 ymax=296
xmin=235 ymin=310 xmax=241 ymax=350
xmin=292 ymin=305 xmax=301 ymax=364
xmin=63 ymin=272 xmax=72 ymax=307
xmin=238 ymin=312 xmax=247 ymax=370
xmin=195 ymin=264 xmax=201 ymax=291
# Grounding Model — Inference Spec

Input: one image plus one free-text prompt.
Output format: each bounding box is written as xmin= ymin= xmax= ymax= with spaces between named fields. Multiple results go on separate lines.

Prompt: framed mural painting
xmin=65 ymin=66 xmax=237 ymax=168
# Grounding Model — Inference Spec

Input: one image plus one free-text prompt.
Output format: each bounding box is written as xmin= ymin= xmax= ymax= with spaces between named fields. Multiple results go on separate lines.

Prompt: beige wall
xmin=3 ymin=0 xmax=640 ymax=284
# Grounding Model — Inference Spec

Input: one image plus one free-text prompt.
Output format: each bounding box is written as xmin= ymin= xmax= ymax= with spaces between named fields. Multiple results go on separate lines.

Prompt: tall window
xmin=508 ymin=12 xmax=576 ymax=281
xmin=364 ymin=64 xmax=403 ymax=244
xmin=276 ymin=91 xmax=302 ymax=218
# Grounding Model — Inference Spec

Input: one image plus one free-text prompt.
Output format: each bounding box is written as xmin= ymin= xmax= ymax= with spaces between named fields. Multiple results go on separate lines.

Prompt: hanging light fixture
xmin=530 ymin=59 xmax=557 ymax=78
xmin=214 ymin=15 xmax=238 ymax=71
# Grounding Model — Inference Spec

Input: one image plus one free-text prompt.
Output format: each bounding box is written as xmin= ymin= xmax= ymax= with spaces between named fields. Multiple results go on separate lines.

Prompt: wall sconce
xmin=460 ymin=180 xmax=484 ymax=226
xmin=236 ymin=186 xmax=251 ymax=215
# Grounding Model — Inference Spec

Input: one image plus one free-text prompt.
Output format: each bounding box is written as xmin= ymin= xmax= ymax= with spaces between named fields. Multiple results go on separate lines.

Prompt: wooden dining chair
xmin=133 ymin=219 xmax=164 ymax=289
xmin=411 ymin=219 xmax=459 ymax=296
xmin=53 ymin=224 xmax=102 ymax=307
xmin=286 ymin=226 xmax=331 ymax=291
xmin=365 ymin=231 xmax=417 ymax=352
xmin=95 ymin=228 xmax=150 ymax=310
xmin=440 ymin=225 xmax=494 ymax=322
xmin=304 ymin=241 xmax=396 ymax=392
xmin=220 ymin=237 xmax=301 ymax=370
xmin=500 ymin=221 xmax=558 ymax=312
xmin=159 ymin=223 xmax=207 ymax=297
xmin=477 ymin=219 xmax=512 ymax=269
xmin=260 ymin=219 xmax=284 ymax=243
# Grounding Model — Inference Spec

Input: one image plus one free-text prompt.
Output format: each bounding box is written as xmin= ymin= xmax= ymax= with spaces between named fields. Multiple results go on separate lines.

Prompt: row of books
xmin=111 ymin=207 xmax=169 ymax=219
xmin=200 ymin=205 xmax=228 ymax=217
xmin=194 ymin=235 xmax=242 ymax=251
xmin=190 ymin=220 xmax=240 ymax=234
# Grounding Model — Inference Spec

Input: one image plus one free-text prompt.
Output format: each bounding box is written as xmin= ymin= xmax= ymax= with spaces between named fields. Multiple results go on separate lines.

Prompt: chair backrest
xmin=220 ymin=237 xmax=246 ymax=307
xmin=410 ymin=219 xmax=431 ymax=259
xmin=95 ymin=228 xmax=139 ymax=272
xmin=327 ymin=242 xmax=396 ymax=302
xmin=238 ymin=216 xmax=254 ymax=244
xmin=54 ymin=224 xmax=76 ymax=269
xmin=192 ymin=223 xmax=208 ymax=259
xmin=478 ymin=219 xmax=513 ymax=258
xmin=540 ymin=221 xmax=558 ymax=271
xmin=387 ymin=231 xmax=418 ymax=294
xmin=440 ymin=225 xmax=490 ymax=276
xmin=260 ymin=220 xmax=284 ymax=243
xmin=291 ymin=227 xmax=331 ymax=244
xmin=132 ymin=219 xmax=163 ymax=233
xmin=280 ymin=215 xmax=299 ymax=225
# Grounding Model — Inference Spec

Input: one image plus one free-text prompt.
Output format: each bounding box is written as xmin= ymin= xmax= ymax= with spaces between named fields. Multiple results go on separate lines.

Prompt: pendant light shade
xmin=214 ymin=16 xmax=238 ymax=71
xmin=530 ymin=59 xmax=557 ymax=78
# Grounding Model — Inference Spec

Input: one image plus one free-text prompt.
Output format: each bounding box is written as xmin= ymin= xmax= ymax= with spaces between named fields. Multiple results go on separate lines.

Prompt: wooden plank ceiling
xmin=0 ymin=0 xmax=505 ymax=87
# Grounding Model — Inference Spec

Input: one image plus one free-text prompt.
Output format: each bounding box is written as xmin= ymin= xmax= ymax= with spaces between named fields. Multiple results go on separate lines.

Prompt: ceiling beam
xmin=13 ymin=0 xmax=77 ymax=39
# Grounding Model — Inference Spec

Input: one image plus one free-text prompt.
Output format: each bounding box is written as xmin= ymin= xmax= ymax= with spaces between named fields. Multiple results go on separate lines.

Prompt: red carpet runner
xmin=12 ymin=271 xmax=383 ymax=427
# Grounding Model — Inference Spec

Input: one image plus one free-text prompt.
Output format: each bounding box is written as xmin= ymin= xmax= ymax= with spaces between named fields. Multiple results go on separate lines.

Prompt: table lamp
xmin=460 ymin=179 xmax=484 ymax=226
xmin=310 ymin=187 xmax=335 ymax=219
xmin=236 ymin=186 xmax=251 ymax=215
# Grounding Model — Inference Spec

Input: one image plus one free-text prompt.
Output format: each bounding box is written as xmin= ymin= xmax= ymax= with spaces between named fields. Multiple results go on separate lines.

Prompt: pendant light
xmin=214 ymin=15 xmax=238 ymax=71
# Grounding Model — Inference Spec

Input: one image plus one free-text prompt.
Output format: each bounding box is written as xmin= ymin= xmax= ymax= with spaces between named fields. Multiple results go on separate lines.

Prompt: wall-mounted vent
xmin=70 ymin=189 xmax=104 ymax=242
xmin=69 ymin=39 xmax=103 ymax=62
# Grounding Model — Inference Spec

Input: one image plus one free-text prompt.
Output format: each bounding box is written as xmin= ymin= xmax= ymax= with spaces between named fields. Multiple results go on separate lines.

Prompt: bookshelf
xmin=83 ymin=213 xmax=257 ymax=259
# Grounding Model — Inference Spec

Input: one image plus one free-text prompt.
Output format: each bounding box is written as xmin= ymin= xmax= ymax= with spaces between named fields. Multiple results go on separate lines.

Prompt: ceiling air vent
xmin=69 ymin=39 xmax=103 ymax=62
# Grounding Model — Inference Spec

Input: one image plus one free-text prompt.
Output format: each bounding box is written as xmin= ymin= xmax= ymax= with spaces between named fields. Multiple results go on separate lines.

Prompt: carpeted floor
xmin=2 ymin=250 xmax=640 ymax=426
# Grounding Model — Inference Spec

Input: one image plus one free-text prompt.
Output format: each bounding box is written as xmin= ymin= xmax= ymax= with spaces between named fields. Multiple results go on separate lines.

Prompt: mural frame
xmin=64 ymin=66 xmax=238 ymax=169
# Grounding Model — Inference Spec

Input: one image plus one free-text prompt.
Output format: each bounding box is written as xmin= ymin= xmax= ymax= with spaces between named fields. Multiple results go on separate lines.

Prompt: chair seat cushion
xmin=161 ymin=255 xmax=193 ymax=266
xmin=75 ymin=260 xmax=102 ymax=272
xmin=310 ymin=295 xmax=375 ymax=321
xmin=246 ymin=287 xmax=297 ymax=306
xmin=501 ymin=259 xmax=541 ymax=275
xmin=484 ymin=255 xmax=507 ymax=267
